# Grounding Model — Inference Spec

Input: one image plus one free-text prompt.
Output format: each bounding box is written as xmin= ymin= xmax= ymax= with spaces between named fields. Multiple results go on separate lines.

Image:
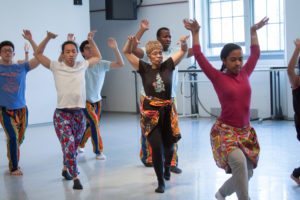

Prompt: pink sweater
xmin=193 ymin=45 xmax=260 ymax=128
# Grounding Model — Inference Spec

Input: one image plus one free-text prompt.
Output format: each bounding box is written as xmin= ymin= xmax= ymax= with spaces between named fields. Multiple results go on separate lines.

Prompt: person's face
xmin=157 ymin=30 xmax=171 ymax=51
xmin=148 ymin=49 xmax=163 ymax=66
xmin=81 ymin=44 xmax=92 ymax=60
xmin=0 ymin=45 xmax=14 ymax=63
xmin=222 ymin=49 xmax=243 ymax=75
xmin=62 ymin=44 xmax=78 ymax=67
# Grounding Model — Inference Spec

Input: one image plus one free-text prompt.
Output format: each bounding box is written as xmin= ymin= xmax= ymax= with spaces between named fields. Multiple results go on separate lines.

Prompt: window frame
xmin=201 ymin=0 xmax=284 ymax=60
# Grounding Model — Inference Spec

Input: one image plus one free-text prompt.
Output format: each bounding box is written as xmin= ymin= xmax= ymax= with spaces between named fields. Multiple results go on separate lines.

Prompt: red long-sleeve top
xmin=193 ymin=44 xmax=260 ymax=128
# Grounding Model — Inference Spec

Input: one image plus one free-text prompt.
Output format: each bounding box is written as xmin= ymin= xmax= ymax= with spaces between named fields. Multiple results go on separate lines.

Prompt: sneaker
xmin=170 ymin=166 xmax=182 ymax=174
xmin=215 ymin=191 xmax=225 ymax=200
xmin=96 ymin=153 xmax=106 ymax=160
xmin=77 ymin=147 xmax=85 ymax=153
xmin=290 ymin=174 xmax=300 ymax=186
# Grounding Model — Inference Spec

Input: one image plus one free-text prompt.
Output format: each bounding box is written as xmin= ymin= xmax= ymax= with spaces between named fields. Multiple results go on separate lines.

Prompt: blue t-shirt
xmin=0 ymin=63 xmax=30 ymax=109
xmin=85 ymin=60 xmax=111 ymax=103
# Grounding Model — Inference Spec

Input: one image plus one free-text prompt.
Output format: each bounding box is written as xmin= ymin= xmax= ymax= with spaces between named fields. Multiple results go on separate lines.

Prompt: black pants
xmin=293 ymin=114 xmax=300 ymax=178
xmin=147 ymin=106 xmax=174 ymax=183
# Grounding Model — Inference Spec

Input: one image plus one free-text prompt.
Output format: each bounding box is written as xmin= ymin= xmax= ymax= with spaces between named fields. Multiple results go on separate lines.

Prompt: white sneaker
xmin=215 ymin=191 xmax=225 ymax=200
xmin=77 ymin=147 xmax=85 ymax=153
xmin=96 ymin=153 xmax=106 ymax=160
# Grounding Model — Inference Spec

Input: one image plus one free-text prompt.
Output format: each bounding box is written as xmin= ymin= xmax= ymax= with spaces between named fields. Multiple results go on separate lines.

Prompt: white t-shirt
xmin=140 ymin=47 xmax=179 ymax=98
xmin=85 ymin=60 xmax=111 ymax=103
xmin=50 ymin=60 xmax=89 ymax=108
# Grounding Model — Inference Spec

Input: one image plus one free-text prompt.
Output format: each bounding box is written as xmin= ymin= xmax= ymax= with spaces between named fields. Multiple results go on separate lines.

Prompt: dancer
xmin=133 ymin=19 xmax=193 ymax=173
xmin=78 ymin=37 xmax=124 ymax=160
xmin=287 ymin=38 xmax=300 ymax=186
xmin=34 ymin=31 xmax=101 ymax=190
xmin=184 ymin=17 xmax=269 ymax=200
xmin=0 ymin=30 xmax=39 ymax=176
xmin=123 ymin=34 xmax=187 ymax=193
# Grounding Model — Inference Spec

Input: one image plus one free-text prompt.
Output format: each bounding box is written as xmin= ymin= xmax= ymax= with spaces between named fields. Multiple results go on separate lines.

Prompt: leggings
xmin=146 ymin=107 xmax=174 ymax=183
xmin=80 ymin=101 xmax=103 ymax=154
xmin=219 ymin=148 xmax=253 ymax=200
xmin=53 ymin=109 xmax=86 ymax=177
xmin=0 ymin=107 xmax=28 ymax=171
xmin=140 ymin=134 xmax=178 ymax=166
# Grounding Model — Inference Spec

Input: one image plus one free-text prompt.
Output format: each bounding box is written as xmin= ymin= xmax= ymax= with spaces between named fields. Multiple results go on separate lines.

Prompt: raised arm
xmin=244 ymin=17 xmax=269 ymax=75
xmin=171 ymin=35 xmax=188 ymax=66
xmin=35 ymin=31 xmax=58 ymax=69
xmin=122 ymin=35 xmax=139 ymax=70
xmin=250 ymin=16 xmax=269 ymax=46
xmin=86 ymin=31 xmax=101 ymax=66
xmin=17 ymin=43 xmax=30 ymax=64
xmin=107 ymin=37 xmax=124 ymax=68
xmin=22 ymin=30 xmax=40 ymax=69
xmin=288 ymin=39 xmax=300 ymax=89
xmin=184 ymin=19 xmax=221 ymax=80
xmin=132 ymin=19 xmax=149 ymax=59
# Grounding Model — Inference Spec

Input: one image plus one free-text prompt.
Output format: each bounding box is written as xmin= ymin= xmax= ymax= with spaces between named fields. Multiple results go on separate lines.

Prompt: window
xmin=198 ymin=0 xmax=284 ymax=58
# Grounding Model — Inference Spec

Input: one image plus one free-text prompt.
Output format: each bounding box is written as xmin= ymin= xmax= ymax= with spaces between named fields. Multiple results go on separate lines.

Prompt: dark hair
xmin=219 ymin=43 xmax=242 ymax=71
xmin=61 ymin=41 xmax=78 ymax=52
xmin=0 ymin=40 xmax=15 ymax=52
xmin=79 ymin=40 xmax=89 ymax=53
xmin=156 ymin=27 xmax=170 ymax=38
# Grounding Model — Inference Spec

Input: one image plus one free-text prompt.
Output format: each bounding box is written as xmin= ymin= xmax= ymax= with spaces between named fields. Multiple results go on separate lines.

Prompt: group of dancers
xmin=0 ymin=16 xmax=300 ymax=199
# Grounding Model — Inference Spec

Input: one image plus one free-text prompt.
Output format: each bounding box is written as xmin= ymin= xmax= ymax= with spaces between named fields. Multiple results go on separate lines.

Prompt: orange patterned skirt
xmin=210 ymin=120 xmax=260 ymax=173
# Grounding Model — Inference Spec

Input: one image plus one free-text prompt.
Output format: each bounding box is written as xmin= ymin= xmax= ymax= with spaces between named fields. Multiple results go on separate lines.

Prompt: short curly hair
xmin=145 ymin=40 xmax=162 ymax=56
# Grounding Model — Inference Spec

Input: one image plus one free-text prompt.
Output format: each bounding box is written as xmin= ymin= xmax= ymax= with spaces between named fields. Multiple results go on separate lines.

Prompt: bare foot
xmin=10 ymin=168 xmax=23 ymax=176
xmin=291 ymin=174 xmax=300 ymax=186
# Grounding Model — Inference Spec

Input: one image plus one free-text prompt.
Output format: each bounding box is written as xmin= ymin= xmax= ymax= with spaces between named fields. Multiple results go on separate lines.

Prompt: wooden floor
xmin=0 ymin=113 xmax=300 ymax=200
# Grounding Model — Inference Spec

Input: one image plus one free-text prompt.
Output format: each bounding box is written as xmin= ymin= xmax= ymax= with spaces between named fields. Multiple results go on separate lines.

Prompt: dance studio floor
xmin=0 ymin=112 xmax=300 ymax=200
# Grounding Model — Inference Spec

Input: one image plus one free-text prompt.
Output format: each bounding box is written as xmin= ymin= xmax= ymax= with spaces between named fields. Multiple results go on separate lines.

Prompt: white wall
xmin=0 ymin=0 xmax=91 ymax=124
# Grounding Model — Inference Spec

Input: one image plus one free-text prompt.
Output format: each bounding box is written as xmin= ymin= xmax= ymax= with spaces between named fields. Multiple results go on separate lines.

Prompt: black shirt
xmin=138 ymin=57 xmax=174 ymax=100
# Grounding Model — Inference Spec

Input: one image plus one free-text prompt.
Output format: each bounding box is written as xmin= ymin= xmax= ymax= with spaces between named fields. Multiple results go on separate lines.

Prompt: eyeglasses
xmin=1 ymin=48 xmax=14 ymax=53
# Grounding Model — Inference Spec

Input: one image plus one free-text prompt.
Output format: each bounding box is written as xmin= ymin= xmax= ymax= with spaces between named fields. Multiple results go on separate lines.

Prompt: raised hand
xmin=88 ymin=30 xmax=97 ymax=41
xmin=180 ymin=35 xmax=189 ymax=43
xmin=251 ymin=16 xmax=269 ymax=31
xmin=24 ymin=43 xmax=30 ymax=52
xmin=107 ymin=37 xmax=117 ymax=49
xmin=22 ymin=29 xmax=33 ymax=41
xmin=183 ymin=19 xmax=200 ymax=33
xmin=47 ymin=31 xmax=58 ymax=39
xmin=140 ymin=19 xmax=149 ymax=31
xmin=67 ymin=33 xmax=75 ymax=41
xmin=294 ymin=38 xmax=300 ymax=51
